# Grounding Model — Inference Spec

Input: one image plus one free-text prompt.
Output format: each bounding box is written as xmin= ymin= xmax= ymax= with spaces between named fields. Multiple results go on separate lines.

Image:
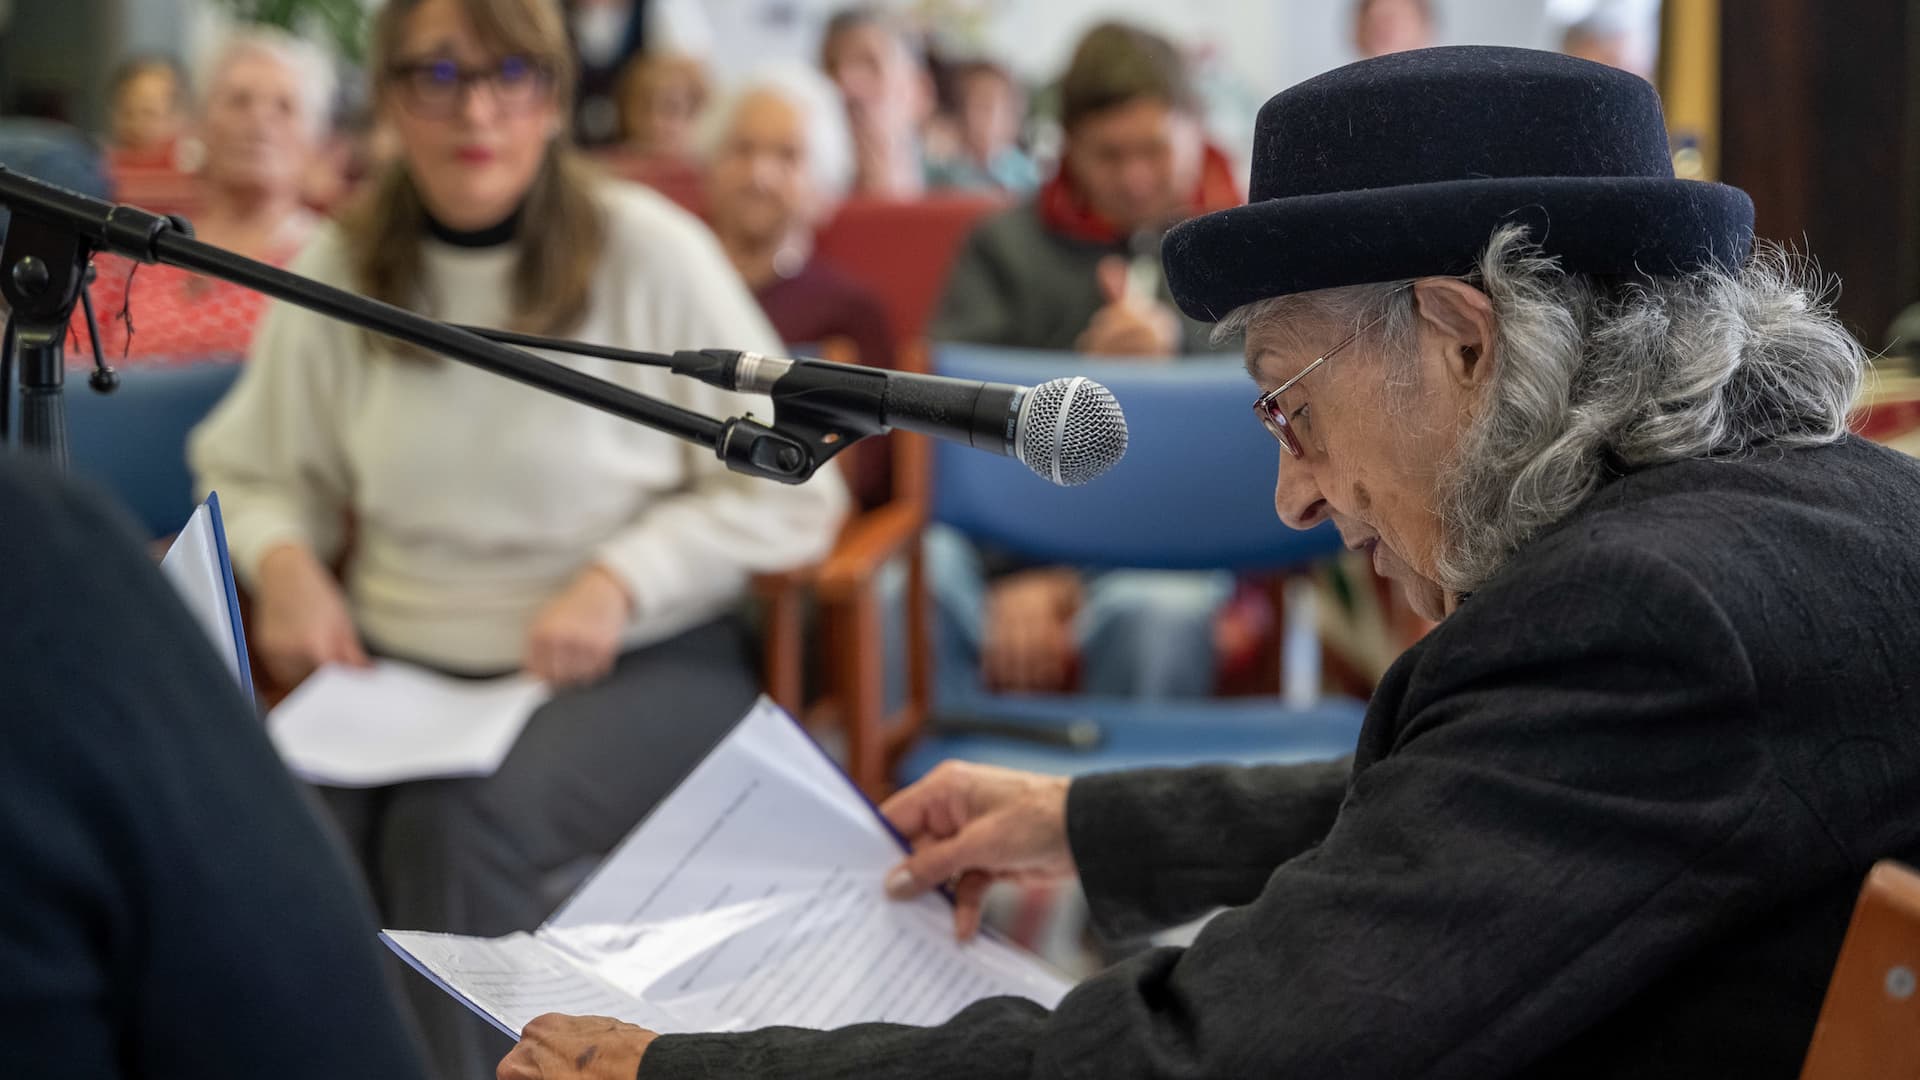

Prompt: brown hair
xmin=1058 ymin=22 xmax=1197 ymax=133
xmin=109 ymin=54 xmax=188 ymax=110
xmin=819 ymin=5 xmax=925 ymax=72
xmin=342 ymin=0 xmax=605 ymax=341
xmin=1355 ymin=0 xmax=1435 ymax=23
xmin=615 ymin=53 xmax=711 ymax=145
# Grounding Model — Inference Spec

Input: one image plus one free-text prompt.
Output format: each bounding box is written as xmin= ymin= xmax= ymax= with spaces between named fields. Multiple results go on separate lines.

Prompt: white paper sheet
xmin=267 ymin=661 xmax=550 ymax=787
xmin=159 ymin=498 xmax=247 ymax=694
xmin=380 ymin=930 xmax=681 ymax=1037
xmin=384 ymin=698 xmax=1072 ymax=1038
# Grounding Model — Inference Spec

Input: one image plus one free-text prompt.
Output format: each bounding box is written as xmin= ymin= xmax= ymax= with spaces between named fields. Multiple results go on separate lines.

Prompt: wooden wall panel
xmin=1719 ymin=0 xmax=1916 ymax=344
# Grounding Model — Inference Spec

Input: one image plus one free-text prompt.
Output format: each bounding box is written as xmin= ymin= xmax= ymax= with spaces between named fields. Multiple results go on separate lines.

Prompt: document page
xmin=159 ymin=496 xmax=250 ymax=698
xmin=384 ymin=698 xmax=1071 ymax=1037
xmin=267 ymin=661 xmax=551 ymax=787
xmin=380 ymin=930 xmax=680 ymax=1037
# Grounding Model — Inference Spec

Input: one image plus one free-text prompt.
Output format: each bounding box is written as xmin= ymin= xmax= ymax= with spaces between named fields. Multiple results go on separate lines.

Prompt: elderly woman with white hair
xmin=80 ymin=29 xmax=334 ymax=361
xmin=702 ymin=64 xmax=897 ymax=508
xmin=501 ymin=47 xmax=1920 ymax=1080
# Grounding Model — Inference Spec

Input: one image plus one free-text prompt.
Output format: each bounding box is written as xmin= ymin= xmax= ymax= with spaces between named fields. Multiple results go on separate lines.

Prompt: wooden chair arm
xmin=814 ymin=499 xmax=926 ymax=602
xmin=750 ymin=563 xmax=818 ymax=599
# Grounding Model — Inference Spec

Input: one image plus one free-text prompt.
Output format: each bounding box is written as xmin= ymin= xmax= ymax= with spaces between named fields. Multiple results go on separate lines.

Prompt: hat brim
xmin=1163 ymin=175 xmax=1756 ymax=322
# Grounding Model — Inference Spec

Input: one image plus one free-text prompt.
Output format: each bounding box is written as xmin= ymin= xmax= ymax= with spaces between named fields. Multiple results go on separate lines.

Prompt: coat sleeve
xmin=638 ymin=541 xmax=1841 ymax=1080
xmin=1066 ymin=756 xmax=1352 ymax=940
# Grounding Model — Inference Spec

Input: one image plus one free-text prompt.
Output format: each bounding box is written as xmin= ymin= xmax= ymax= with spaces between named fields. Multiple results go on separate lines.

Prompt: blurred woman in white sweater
xmin=188 ymin=0 xmax=844 ymax=1075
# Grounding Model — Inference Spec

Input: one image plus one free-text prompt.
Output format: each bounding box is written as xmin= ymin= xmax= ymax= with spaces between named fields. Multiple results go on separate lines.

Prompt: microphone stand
xmin=0 ymin=165 xmax=848 ymax=484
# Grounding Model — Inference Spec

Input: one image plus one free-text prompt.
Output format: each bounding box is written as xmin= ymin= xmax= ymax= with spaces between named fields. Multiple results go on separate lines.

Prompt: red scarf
xmin=1038 ymin=142 xmax=1244 ymax=245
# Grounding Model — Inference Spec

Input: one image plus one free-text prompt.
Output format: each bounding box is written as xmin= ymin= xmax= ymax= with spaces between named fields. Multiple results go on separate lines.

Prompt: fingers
xmin=999 ymin=610 xmax=1073 ymax=692
xmin=952 ymin=870 xmax=992 ymax=941
xmin=338 ymin=633 xmax=372 ymax=668
xmin=525 ymin=629 xmax=616 ymax=689
xmin=262 ymin=648 xmax=317 ymax=690
xmin=329 ymin=622 xmax=371 ymax=668
xmin=886 ymin=824 xmax=995 ymax=899
xmin=878 ymin=772 xmax=944 ymax=839
xmin=881 ymin=761 xmax=976 ymax=850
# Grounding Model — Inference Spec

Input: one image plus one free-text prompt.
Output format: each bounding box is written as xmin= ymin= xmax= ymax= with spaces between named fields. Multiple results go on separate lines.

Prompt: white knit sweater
xmin=190 ymin=181 xmax=847 ymax=671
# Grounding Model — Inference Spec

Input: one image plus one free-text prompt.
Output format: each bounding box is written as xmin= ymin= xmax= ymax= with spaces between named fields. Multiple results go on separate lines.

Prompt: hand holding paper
xmin=880 ymin=762 xmax=1077 ymax=941
xmin=252 ymin=543 xmax=369 ymax=687
xmin=384 ymin=699 xmax=1071 ymax=1039
xmin=496 ymin=1014 xmax=658 ymax=1080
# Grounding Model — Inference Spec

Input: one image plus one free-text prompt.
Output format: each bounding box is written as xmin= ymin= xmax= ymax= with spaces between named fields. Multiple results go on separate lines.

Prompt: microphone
xmin=669 ymin=349 xmax=1128 ymax=486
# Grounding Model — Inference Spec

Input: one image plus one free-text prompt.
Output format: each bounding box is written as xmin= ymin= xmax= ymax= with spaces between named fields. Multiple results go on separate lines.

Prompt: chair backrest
xmin=930 ymin=344 xmax=1343 ymax=572
xmin=1800 ymin=860 xmax=1920 ymax=1080
xmin=0 ymin=119 xmax=108 ymax=242
xmin=64 ymin=360 xmax=243 ymax=539
xmin=107 ymin=162 xmax=201 ymax=220
xmin=590 ymin=149 xmax=707 ymax=218
xmin=813 ymin=194 xmax=1006 ymax=347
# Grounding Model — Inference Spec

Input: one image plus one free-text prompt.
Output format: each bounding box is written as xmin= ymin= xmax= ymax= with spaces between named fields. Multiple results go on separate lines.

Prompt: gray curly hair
xmin=1217 ymin=226 xmax=1866 ymax=594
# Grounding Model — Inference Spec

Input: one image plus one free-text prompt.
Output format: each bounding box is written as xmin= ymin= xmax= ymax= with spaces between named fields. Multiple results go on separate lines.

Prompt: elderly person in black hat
xmin=498 ymin=46 xmax=1920 ymax=1080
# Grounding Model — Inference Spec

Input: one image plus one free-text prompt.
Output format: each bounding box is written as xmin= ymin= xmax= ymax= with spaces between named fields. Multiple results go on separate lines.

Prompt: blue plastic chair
xmin=0 ymin=119 xmax=108 ymax=244
xmin=893 ymin=344 xmax=1366 ymax=784
xmin=64 ymin=361 xmax=243 ymax=539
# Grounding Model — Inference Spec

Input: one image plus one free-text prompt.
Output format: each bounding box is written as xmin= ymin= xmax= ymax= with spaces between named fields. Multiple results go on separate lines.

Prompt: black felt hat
xmin=1162 ymin=46 xmax=1755 ymax=322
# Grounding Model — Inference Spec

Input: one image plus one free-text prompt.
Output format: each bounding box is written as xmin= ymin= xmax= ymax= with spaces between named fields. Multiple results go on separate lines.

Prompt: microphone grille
xmin=1017 ymin=376 xmax=1128 ymax=486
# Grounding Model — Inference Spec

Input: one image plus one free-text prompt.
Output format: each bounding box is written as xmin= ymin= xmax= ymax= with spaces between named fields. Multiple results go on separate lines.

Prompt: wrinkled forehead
xmin=1238 ymin=311 xmax=1340 ymax=387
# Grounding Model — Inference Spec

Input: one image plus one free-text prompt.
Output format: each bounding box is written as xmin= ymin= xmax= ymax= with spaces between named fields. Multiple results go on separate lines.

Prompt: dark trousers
xmin=319 ymin=617 xmax=759 ymax=1080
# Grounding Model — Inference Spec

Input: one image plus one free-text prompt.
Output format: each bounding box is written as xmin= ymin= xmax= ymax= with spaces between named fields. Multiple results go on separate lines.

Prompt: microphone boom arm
xmin=0 ymin=165 xmax=826 ymax=484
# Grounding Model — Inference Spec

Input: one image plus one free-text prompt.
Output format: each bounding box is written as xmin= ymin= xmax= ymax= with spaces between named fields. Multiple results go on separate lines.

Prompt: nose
xmin=1273 ymin=449 xmax=1329 ymax=531
xmin=1120 ymin=157 xmax=1159 ymax=203
xmin=457 ymin=79 xmax=501 ymax=127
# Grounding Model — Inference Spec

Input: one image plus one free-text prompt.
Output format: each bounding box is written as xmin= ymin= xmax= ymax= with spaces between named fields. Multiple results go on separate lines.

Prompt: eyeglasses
xmin=389 ymin=55 xmax=554 ymax=119
xmin=1251 ymin=297 xmax=1402 ymax=458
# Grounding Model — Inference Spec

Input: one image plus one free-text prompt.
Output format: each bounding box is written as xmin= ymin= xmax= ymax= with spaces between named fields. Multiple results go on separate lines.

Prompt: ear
xmin=1411 ymin=277 xmax=1497 ymax=391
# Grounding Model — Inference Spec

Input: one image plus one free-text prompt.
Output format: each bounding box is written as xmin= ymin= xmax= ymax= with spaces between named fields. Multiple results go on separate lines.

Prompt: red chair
xmin=588 ymin=149 xmax=707 ymax=219
xmin=811 ymin=193 xmax=1007 ymax=348
xmin=108 ymin=163 xmax=201 ymax=220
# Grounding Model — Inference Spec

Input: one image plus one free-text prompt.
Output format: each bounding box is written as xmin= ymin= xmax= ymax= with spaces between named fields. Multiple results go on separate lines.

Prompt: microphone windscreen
xmin=1016 ymin=376 xmax=1128 ymax=486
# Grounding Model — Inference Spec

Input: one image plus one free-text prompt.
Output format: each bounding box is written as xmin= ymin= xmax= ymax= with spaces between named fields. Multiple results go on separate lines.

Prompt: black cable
xmin=451 ymin=325 xmax=676 ymax=367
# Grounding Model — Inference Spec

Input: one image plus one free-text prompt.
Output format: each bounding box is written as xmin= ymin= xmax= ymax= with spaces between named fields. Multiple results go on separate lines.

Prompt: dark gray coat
xmin=646 ymin=435 xmax=1920 ymax=1078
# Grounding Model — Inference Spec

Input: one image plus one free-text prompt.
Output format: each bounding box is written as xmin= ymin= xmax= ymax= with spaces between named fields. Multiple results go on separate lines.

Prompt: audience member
xmin=500 ymin=45 xmax=1920 ymax=1080
xmin=917 ymin=22 xmax=1242 ymax=704
xmin=77 ymin=31 xmax=331 ymax=364
xmin=1353 ymin=0 xmax=1435 ymax=59
xmin=819 ymin=5 xmax=935 ymax=198
xmin=187 ymin=0 xmax=846 ymax=1075
xmin=0 ymin=455 xmax=430 ymax=1079
xmin=1560 ymin=13 xmax=1655 ymax=80
xmin=932 ymin=22 xmax=1234 ymax=355
xmin=702 ymin=64 xmax=898 ymax=509
xmin=106 ymin=54 xmax=189 ymax=168
xmin=566 ymin=0 xmax=712 ymax=145
xmin=615 ymin=51 xmax=708 ymax=160
xmin=926 ymin=59 xmax=1040 ymax=194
